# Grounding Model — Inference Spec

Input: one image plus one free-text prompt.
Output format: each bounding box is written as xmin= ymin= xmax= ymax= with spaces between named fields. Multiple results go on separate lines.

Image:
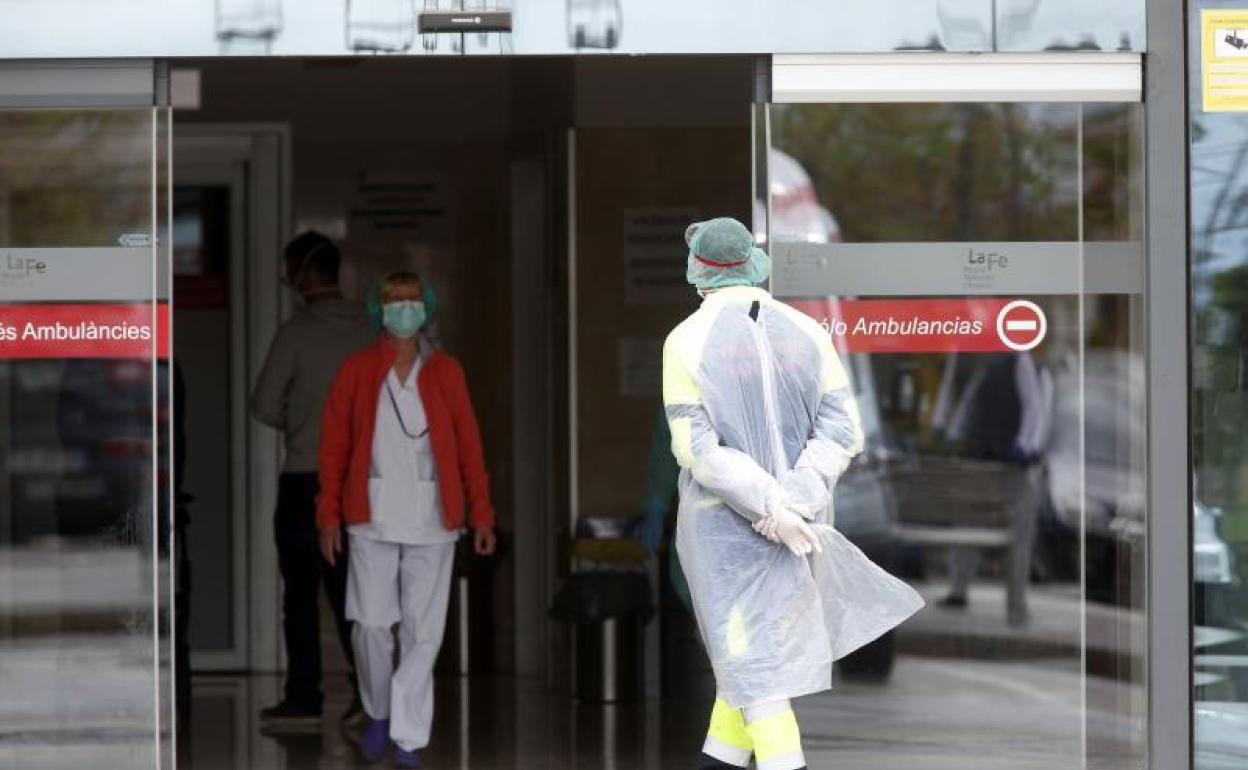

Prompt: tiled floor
xmin=0 ymin=563 xmax=1174 ymax=770
xmin=183 ymin=655 xmax=1140 ymax=770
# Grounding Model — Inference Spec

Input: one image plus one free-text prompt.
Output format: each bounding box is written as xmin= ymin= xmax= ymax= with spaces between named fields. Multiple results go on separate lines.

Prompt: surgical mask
xmin=382 ymin=300 xmax=426 ymax=338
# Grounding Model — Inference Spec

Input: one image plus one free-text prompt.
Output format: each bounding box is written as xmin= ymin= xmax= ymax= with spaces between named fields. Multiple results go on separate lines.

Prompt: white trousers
xmin=346 ymin=533 xmax=455 ymax=751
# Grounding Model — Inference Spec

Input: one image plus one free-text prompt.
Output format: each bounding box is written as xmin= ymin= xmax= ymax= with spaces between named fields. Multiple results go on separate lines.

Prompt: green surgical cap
xmin=685 ymin=217 xmax=771 ymax=291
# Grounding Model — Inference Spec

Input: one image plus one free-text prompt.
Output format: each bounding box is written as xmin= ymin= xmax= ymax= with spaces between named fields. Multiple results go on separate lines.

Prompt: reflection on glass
xmin=937 ymin=0 xmax=992 ymax=51
xmin=568 ymin=0 xmax=623 ymax=50
xmin=215 ymin=0 xmax=284 ymax=54
xmin=0 ymin=112 xmax=164 ymax=766
xmin=1191 ymin=3 xmax=1248 ymax=765
xmin=771 ymin=103 xmax=1080 ymax=242
xmin=996 ymin=0 xmax=1141 ymax=52
xmin=0 ymin=0 xmax=1146 ymax=55
xmin=417 ymin=0 xmax=514 ymax=55
xmin=766 ymin=148 xmax=842 ymax=244
xmin=348 ymin=0 xmax=418 ymax=53
xmin=768 ymin=101 xmax=1146 ymax=768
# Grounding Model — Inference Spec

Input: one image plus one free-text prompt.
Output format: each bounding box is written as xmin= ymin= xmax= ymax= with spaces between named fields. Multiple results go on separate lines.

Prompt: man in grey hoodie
xmin=253 ymin=232 xmax=376 ymax=726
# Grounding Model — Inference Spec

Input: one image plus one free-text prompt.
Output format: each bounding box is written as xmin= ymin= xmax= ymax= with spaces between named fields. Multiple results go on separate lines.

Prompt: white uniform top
xmin=350 ymin=358 xmax=458 ymax=545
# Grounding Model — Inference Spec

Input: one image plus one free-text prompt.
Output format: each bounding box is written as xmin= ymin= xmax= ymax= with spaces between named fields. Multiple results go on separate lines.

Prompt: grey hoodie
xmin=252 ymin=298 xmax=377 ymax=474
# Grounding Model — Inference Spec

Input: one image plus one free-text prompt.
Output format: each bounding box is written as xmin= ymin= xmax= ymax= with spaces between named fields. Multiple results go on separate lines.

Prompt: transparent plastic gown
xmin=663 ymin=286 xmax=924 ymax=708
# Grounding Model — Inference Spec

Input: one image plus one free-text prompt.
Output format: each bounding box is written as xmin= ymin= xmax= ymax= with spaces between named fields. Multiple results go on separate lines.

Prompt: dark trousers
xmin=275 ymin=472 xmax=355 ymax=711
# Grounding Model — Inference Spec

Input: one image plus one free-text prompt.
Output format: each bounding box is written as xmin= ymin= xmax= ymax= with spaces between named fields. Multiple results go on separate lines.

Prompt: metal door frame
xmin=172 ymin=122 xmax=292 ymax=676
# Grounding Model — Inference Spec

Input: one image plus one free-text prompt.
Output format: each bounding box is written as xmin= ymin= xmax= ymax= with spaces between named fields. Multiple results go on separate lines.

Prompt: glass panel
xmin=0 ymin=108 xmax=167 ymax=766
xmin=0 ymin=0 xmax=1144 ymax=57
xmin=1191 ymin=3 xmax=1248 ymax=766
xmin=995 ymin=0 xmax=1145 ymax=53
xmin=767 ymin=100 xmax=1146 ymax=768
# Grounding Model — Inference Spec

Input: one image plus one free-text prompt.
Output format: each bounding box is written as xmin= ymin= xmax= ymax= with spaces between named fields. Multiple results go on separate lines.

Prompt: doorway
xmin=0 ymin=52 xmax=1157 ymax=770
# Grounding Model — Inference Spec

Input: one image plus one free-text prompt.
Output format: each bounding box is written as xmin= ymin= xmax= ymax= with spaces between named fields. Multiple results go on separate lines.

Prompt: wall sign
xmin=771 ymin=241 xmax=1143 ymax=298
xmin=788 ymin=298 xmax=1048 ymax=354
xmin=0 ymin=303 xmax=169 ymax=359
xmin=623 ymin=208 xmax=699 ymax=306
xmin=1202 ymin=10 xmax=1248 ymax=112
xmin=1 ymin=247 xmax=162 ymax=302
xmin=348 ymin=172 xmax=448 ymax=244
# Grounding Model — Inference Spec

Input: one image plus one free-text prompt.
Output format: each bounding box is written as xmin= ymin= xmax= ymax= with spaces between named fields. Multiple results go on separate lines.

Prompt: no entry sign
xmin=788 ymin=298 xmax=1049 ymax=354
xmin=995 ymin=300 xmax=1047 ymax=352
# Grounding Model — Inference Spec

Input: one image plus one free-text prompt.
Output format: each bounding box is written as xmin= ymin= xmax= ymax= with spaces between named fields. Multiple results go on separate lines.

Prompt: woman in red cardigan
xmin=317 ymin=270 xmax=495 ymax=769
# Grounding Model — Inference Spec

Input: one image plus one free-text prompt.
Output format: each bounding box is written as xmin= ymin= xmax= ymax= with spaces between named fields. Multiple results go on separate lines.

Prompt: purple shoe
xmin=360 ymin=718 xmax=390 ymax=762
xmin=394 ymin=747 xmax=422 ymax=768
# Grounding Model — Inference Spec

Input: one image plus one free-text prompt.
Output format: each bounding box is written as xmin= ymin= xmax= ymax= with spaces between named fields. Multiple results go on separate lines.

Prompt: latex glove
xmin=753 ymin=509 xmax=823 ymax=557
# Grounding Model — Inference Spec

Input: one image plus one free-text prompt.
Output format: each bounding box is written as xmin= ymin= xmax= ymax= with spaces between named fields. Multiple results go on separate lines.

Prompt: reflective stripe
xmin=702 ymin=736 xmax=752 ymax=767
xmin=707 ymin=698 xmax=752 ymax=751
xmin=746 ymin=708 xmax=802 ymax=761
xmin=665 ymin=403 xmax=702 ymax=421
xmin=756 ymin=748 xmax=807 ymax=770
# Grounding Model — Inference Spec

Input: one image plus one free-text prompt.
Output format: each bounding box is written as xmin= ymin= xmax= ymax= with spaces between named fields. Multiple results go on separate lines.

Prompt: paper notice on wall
xmin=348 ymin=171 xmax=448 ymax=243
xmin=618 ymin=337 xmax=664 ymax=398
xmin=623 ymin=208 xmax=698 ymax=305
xmin=1202 ymin=10 xmax=1248 ymax=112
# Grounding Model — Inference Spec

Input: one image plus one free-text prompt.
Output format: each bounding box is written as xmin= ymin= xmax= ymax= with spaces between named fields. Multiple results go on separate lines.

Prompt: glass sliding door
xmin=1191 ymin=4 xmax=1248 ymax=768
xmin=0 ymin=62 xmax=173 ymax=769
xmin=761 ymin=54 xmax=1146 ymax=769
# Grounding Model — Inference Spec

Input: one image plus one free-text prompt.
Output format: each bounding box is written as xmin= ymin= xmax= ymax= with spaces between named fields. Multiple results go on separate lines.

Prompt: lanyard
xmin=385 ymin=375 xmax=429 ymax=440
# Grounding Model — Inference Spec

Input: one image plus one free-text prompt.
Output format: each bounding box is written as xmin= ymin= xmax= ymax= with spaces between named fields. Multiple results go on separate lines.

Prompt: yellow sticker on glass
xmin=1202 ymin=10 xmax=1248 ymax=112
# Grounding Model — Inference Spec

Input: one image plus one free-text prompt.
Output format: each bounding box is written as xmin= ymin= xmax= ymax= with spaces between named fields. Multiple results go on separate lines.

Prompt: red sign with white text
xmin=788 ymin=298 xmax=1048 ymax=354
xmin=0 ymin=303 xmax=170 ymax=359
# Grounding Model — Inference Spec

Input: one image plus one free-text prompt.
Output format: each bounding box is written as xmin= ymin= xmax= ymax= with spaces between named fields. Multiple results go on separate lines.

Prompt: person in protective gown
xmin=663 ymin=217 xmax=924 ymax=770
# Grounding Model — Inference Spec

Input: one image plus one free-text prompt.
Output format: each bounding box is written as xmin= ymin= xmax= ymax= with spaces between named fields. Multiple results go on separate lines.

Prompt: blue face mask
xmin=382 ymin=300 xmax=427 ymax=339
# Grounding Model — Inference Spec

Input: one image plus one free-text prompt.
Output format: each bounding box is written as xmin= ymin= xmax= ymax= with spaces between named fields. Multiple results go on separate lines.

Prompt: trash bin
xmin=576 ymin=614 xmax=644 ymax=702
xmin=549 ymin=533 xmax=654 ymax=704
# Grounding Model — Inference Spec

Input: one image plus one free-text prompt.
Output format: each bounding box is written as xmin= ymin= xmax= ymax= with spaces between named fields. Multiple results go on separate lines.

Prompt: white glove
xmin=753 ymin=508 xmax=823 ymax=557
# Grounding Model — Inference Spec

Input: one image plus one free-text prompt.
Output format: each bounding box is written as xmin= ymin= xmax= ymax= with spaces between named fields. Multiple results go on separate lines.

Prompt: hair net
xmin=685 ymin=217 xmax=771 ymax=291
xmin=366 ymin=274 xmax=438 ymax=332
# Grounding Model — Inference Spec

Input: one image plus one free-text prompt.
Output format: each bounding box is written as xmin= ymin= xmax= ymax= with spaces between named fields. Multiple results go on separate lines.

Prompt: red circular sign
xmin=996 ymin=301 xmax=1047 ymax=352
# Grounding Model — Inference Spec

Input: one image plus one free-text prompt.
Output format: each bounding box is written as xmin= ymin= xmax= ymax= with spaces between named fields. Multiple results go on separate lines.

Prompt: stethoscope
xmin=384 ymin=377 xmax=430 ymax=440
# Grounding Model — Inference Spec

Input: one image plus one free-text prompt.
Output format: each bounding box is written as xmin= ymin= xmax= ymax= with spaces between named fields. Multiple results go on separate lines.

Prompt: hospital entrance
xmin=0 ymin=55 xmax=1151 ymax=769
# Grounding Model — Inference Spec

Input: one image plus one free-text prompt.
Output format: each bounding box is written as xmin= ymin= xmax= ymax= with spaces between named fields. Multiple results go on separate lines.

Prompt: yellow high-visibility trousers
xmin=701 ymin=698 xmax=806 ymax=770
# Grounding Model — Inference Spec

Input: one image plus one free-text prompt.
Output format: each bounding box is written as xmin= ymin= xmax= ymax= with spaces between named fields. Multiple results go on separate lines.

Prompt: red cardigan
xmin=316 ymin=338 xmax=494 ymax=531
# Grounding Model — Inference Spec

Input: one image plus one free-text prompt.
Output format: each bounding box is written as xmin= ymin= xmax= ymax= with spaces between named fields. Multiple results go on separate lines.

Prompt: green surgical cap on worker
xmin=685 ymin=217 xmax=771 ymax=291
